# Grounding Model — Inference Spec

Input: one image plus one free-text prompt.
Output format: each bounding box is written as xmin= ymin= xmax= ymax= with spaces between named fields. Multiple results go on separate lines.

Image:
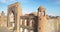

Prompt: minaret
xmin=38 ymin=6 xmax=47 ymax=32
xmin=7 ymin=2 xmax=22 ymax=32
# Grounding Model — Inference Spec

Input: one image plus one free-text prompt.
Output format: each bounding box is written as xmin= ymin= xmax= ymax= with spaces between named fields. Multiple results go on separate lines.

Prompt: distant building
xmin=0 ymin=11 xmax=7 ymax=27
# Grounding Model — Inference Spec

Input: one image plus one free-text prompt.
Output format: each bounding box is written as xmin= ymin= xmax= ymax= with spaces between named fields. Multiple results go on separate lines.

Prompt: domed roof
xmin=39 ymin=6 xmax=45 ymax=8
xmin=38 ymin=6 xmax=46 ymax=11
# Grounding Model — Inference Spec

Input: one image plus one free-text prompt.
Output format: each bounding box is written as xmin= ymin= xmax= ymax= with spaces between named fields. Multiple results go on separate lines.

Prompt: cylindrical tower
xmin=38 ymin=6 xmax=47 ymax=32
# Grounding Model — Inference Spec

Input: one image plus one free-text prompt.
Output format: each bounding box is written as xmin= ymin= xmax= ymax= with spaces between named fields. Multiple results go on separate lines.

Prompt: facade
xmin=0 ymin=11 xmax=7 ymax=27
xmin=20 ymin=13 xmax=38 ymax=32
xmin=7 ymin=2 xmax=22 ymax=32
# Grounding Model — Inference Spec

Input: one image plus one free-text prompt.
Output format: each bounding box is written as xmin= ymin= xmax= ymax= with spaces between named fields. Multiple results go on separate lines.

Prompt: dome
xmin=38 ymin=6 xmax=46 ymax=11
xmin=39 ymin=6 xmax=45 ymax=9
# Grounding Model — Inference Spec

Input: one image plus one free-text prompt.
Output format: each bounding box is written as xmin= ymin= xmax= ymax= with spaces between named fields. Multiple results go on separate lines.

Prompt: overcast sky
xmin=0 ymin=0 xmax=60 ymax=16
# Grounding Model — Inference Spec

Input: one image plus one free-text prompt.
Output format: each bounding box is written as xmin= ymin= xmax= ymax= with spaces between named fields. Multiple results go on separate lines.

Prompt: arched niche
xmin=24 ymin=28 xmax=28 ymax=32
xmin=9 ymin=10 xmax=15 ymax=28
xmin=29 ymin=19 xmax=34 ymax=27
xmin=20 ymin=27 xmax=23 ymax=32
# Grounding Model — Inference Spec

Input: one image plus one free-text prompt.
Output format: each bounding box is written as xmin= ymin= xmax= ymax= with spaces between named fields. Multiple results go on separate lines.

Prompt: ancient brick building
xmin=20 ymin=13 xmax=38 ymax=32
xmin=3 ymin=2 xmax=60 ymax=32
xmin=7 ymin=2 xmax=22 ymax=32
xmin=7 ymin=2 xmax=38 ymax=32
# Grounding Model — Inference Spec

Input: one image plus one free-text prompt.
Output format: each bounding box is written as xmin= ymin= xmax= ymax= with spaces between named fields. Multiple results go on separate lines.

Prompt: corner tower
xmin=38 ymin=6 xmax=47 ymax=32
xmin=7 ymin=2 xmax=22 ymax=32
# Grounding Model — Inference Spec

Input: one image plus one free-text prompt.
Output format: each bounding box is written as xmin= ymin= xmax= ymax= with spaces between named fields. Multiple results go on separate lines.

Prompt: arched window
xmin=20 ymin=19 xmax=23 ymax=25
xmin=12 ymin=23 xmax=15 ymax=27
xmin=20 ymin=28 xmax=23 ymax=32
xmin=29 ymin=20 xmax=34 ymax=27
xmin=24 ymin=19 xmax=27 ymax=26
xmin=30 ymin=30 xmax=34 ymax=32
xmin=24 ymin=28 xmax=28 ymax=32
xmin=41 ymin=11 xmax=44 ymax=16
